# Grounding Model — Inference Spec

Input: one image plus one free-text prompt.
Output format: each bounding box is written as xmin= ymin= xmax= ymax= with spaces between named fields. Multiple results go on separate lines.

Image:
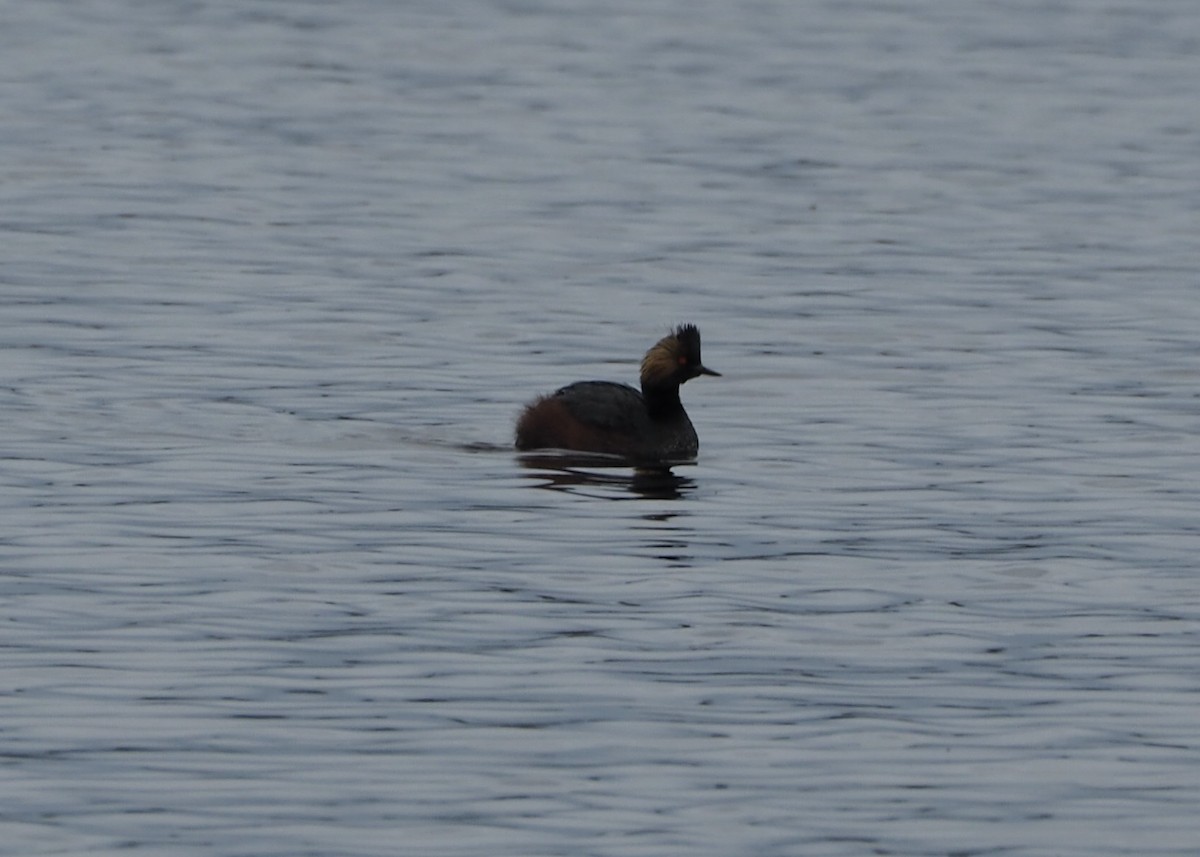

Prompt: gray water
xmin=3 ymin=1 xmax=1200 ymax=855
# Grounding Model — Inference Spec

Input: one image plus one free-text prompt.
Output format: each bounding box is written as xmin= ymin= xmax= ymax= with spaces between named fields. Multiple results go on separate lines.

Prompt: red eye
xmin=678 ymin=356 xmax=687 ymax=365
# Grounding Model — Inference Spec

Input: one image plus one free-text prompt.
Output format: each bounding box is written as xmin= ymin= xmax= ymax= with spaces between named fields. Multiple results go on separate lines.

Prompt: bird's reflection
xmin=517 ymin=452 xmax=696 ymax=499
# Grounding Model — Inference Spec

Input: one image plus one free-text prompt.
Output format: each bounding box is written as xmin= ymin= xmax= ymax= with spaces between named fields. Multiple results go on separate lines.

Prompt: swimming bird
xmin=515 ymin=324 xmax=719 ymax=463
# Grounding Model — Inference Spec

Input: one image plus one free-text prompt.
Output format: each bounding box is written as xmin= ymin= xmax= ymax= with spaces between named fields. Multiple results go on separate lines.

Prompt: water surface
xmin=3 ymin=1 xmax=1200 ymax=855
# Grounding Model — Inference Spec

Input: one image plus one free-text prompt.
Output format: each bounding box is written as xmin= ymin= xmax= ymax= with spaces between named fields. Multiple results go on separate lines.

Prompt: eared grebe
xmin=515 ymin=324 xmax=719 ymax=463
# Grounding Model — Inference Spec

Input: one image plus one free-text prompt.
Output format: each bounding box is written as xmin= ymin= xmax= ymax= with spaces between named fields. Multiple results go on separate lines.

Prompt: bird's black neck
xmin=642 ymin=381 xmax=684 ymax=420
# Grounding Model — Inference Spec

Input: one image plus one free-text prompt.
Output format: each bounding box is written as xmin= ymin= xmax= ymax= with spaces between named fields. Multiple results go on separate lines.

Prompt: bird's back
xmin=553 ymin=382 xmax=647 ymax=430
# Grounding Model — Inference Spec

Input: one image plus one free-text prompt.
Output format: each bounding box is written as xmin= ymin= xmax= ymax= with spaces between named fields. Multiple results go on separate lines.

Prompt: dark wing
xmin=551 ymin=381 xmax=646 ymax=432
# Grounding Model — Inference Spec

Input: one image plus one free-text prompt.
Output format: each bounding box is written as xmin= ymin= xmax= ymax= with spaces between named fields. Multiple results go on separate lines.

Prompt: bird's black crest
xmin=673 ymin=324 xmax=702 ymax=360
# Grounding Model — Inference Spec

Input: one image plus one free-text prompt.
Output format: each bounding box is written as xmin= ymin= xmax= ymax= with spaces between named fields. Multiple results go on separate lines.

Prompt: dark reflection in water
xmin=518 ymin=453 xmax=696 ymax=499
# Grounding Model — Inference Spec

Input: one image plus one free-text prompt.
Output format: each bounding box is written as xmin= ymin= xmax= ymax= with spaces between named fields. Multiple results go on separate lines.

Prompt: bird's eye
xmin=678 ymin=355 xmax=688 ymax=366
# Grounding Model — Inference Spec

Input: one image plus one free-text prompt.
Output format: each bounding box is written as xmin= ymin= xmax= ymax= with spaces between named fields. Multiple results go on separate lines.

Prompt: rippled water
xmin=4 ymin=1 xmax=1200 ymax=854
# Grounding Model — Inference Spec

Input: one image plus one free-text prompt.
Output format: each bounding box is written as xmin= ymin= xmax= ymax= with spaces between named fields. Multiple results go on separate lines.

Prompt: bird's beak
xmin=697 ymin=365 xmax=721 ymax=377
